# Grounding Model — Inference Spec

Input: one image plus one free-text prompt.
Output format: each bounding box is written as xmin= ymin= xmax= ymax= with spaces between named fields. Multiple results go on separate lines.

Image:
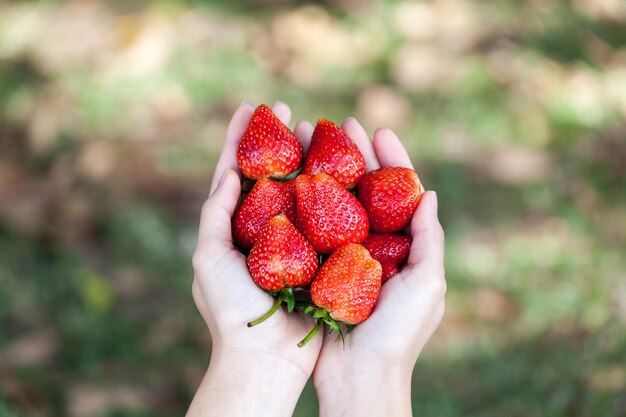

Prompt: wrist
xmin=187 ymin=346 xmax=310 ymax=417
xmin=315 ymin=366 xmax=412 ymax=417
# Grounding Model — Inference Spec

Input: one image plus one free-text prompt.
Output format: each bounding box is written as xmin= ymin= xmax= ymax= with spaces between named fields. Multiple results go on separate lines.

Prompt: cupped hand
xmin=293 ymin=118 xmax=447 ymax=417
xmin=188 ymin=102 xmax=322 ymax=417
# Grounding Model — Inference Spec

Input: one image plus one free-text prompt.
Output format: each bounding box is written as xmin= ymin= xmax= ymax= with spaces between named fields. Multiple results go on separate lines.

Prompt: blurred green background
xmin=1 ymin=0 xmax=625 ymax=416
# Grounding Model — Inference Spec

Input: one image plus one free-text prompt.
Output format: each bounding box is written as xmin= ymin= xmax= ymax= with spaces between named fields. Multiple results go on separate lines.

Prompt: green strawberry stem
xmin=247 ymin=287 xmax=296 ymax=327
xmin=298 ymin=307 xmax=346 ymax=348
xmin=294 ymin=300 xmax=312 ymax=310
xmin=298 ymin=320 xmax=324 ymax=348
xmin=247 ymin=297 xmax=281 ymax=327
xmin=274 ymin=167 xmax=302 ymax=182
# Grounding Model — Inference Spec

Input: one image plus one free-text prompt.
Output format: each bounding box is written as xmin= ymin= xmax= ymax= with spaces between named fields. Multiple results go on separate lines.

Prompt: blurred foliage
xmin=1 ymin=0 xmax=626 ymax=416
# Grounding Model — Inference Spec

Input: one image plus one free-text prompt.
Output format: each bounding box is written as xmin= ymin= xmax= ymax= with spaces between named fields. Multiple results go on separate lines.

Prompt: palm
xmin=314 ymin=268 xmax=444 ymax=377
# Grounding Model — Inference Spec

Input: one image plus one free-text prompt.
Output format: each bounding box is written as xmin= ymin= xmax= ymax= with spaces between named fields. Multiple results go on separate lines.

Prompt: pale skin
xmin=187 ymin=102 xmax=446 ymax=417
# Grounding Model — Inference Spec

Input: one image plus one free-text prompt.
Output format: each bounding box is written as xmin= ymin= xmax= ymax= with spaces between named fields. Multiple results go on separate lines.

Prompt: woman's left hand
xmin=187 ymin=102 xmax=322 ymax=417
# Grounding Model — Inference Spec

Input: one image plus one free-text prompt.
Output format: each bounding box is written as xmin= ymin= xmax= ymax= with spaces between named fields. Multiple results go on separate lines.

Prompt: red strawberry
xmin=302 ymin=118 xmax=366 ymax=189
xmin=358 ymin=167 xmax=423 ymax=233
xmin=237 ymin=104 xmax=303 ymax=179
xmin=233 ymin=178 xmax=296 ymax=251
xmin=247 ymin=214 xmax=318 ymax=326
xmin=294 ymin=173 xmax=369 ymax=254
xmin=298 ymin=244 xmax=382 ymax=347
xmin=362 ymin=233 xmax=412 ymax=282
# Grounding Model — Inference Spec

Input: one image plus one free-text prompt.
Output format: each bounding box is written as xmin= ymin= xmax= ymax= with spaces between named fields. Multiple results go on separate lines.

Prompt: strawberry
xmin=358 ymin=167 xmax=423 ymax=233
xmin=233 ymin=178 xmax=296 ymax=251
xmin=362 ymin=233 xmax=412 ymax=283
xmin=294 ymin=173 xmax=369 ymax=254
xmin=237 ymin=104 xmax=303 ymax=180
xmin=247 ymin=214 xmax=318 ymax=326
xmin=302 ymin=118 xmax=366 ymax=189
xmin=298 ymin=244 xmax=382 ymax=347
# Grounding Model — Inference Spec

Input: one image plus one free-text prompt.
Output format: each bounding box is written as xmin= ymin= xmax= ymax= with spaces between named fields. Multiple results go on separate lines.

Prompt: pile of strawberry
xmin=232 ymin=104 xmax=423 ymax=347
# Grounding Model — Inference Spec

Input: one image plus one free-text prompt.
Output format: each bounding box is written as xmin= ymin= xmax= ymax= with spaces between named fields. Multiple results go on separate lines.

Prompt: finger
xmin=372 ymin=127 xmax=414 ymax=169
xmin=406 ymin=191 xmax=444 ymax=272
xmin=199 ymin=169 xmax=242 ymax=248
xmin=294 ymin=120 xmax=314 ymax=154
xmin=272 ymin=101 xmax=292 ymax=126
xmin=210 ymin=102 xmax=255 ymax=194
xmin=341 ymin=117 xmax=380 ymax=172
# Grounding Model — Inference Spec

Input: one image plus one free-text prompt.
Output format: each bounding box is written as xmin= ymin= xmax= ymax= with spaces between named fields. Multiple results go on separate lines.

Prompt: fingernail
xmin=217 ymin=169 xmax=232 ymax=190
xmin=240 ymin=100 xmax=252 ymax=107
xmin=375 ymin=127 xmax=390 ymax=134
xmin=344 ymin=116 xmax=356 ymax=123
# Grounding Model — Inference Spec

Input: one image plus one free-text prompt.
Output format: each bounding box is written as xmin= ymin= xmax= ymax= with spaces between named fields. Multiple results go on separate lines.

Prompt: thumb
xmin=197 ymin=169 xmax=241 ymax=250
xmin=392 ymin=190 xmax=446 ymax=315
xmin=407 ymin=191 xmax=444 ymax=271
